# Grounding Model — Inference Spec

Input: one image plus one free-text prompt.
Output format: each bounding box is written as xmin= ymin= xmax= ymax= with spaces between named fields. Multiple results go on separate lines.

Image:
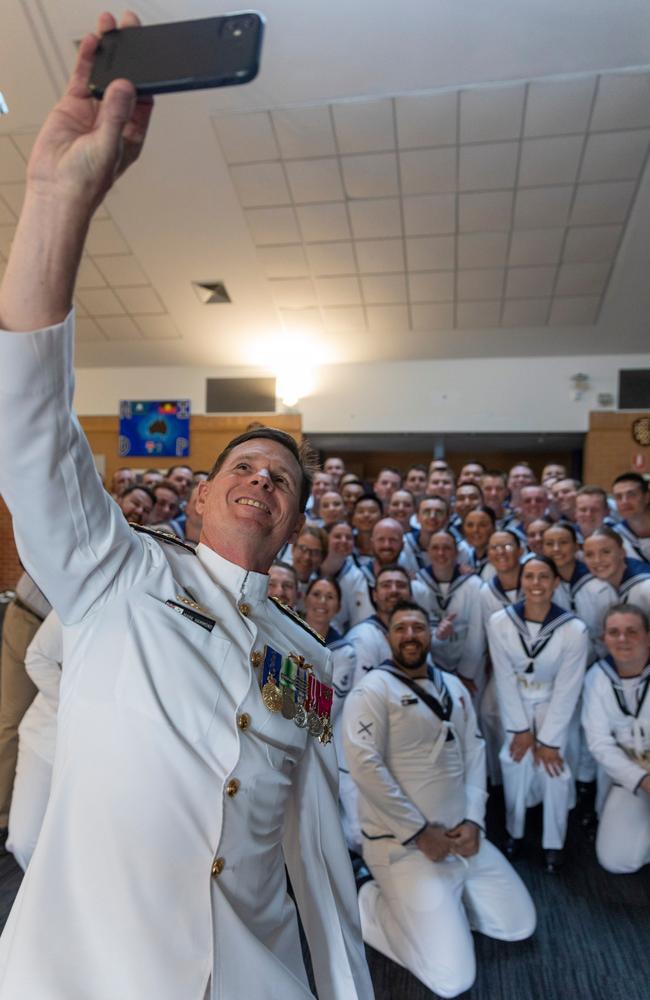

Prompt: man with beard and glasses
xmin=343 ymin=602 xmax=536 ymax=999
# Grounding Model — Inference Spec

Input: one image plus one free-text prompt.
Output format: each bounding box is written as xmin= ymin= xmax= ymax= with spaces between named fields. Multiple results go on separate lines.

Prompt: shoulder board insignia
xmin=130 ymin=523 xmax=197 ymax=554
xmin=268 ymin=595 xmax=326 ymax=646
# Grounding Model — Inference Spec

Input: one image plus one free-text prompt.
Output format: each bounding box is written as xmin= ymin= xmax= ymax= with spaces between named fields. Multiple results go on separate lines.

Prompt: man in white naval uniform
xmin=582 ymin=604 xmax=650 ymax=874
xmin=0 ymin=15 xmax=373 ymax=1000
xmin=343 ymin=602 xmax=535 ymax=999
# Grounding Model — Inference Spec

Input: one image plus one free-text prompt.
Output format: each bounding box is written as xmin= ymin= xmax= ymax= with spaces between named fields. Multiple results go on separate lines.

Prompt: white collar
xmin=196 ymin=542 xmax=269 ymax=604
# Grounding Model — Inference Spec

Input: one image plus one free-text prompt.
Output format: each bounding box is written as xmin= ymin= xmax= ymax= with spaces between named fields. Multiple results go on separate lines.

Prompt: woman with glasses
xmin=290 ymin=526 xmax=328 ymax=610
xmin=401 ymin=495 xmax=451 ymax=575
xmin=487 ymin=555 xmax=589 ymax=873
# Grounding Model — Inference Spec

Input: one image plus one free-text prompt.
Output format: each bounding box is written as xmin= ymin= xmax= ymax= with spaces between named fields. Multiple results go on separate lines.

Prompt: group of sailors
xmin=2 ymin=453 xmax=649 ymax=998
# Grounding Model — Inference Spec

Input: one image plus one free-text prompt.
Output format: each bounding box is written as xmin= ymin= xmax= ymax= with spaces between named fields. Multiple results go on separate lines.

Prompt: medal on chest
xmin=260 ymin=645 xmax=333 ymax=744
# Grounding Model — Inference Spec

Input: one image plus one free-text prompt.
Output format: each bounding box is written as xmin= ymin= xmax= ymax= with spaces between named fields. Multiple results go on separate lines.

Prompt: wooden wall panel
xmin=583 ymin=411 xmax=650 ymax=486
xmin=337 ymin=448 xmax=578 ymax=486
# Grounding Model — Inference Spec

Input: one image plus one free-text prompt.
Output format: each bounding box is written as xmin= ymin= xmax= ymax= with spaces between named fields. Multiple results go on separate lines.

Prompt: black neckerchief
xmin=375 ymin=659 xmax=453 ymax=730
xmin=505 ymin=600 xmax=576 ymax=668
xmin=599 ymin=657 xmax=650 ymax=718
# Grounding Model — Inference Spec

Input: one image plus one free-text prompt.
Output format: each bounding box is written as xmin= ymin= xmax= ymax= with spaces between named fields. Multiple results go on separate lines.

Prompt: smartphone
xmin=88 ymin=12 xmax=264 ymax=98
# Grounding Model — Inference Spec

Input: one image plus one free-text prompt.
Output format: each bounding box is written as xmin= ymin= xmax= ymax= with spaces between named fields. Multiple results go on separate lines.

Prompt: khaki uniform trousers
xmin=0 ymin=602 xmax=40 ymax=826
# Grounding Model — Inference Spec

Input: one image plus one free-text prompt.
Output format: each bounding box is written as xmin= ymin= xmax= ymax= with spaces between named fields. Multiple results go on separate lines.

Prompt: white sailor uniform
xmin=343 ymin=662 xmax=536 ymax=999
xmin=488 ymin=602 xmax=589 ymax=849
xmin=416 ymin=567 xmax=485 ymax=687
xmin=399 ymin=530 xmax=431 ymax=576
xmin=613 ymin=521 xmax=650 ymax=564
xmin=331 ymin=558 xmax=375 ymax=632
xmin=0 ymin=313 xmax=373 ymax=1000
xmin=6 ymin=611 xmax=62 ymax=870
xmin=328 ymin=637 xmax=362 ymax=851
xmin=582 ymin=658 xmax=650 ymax=873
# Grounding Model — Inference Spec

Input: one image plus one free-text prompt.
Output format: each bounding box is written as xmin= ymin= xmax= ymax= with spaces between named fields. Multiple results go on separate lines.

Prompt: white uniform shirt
xmin=552 ymin=563 xmax=614 ymax=662
xmin=487 ymin=602 xmax=588 ymax=748
xmin=343 ymin=664 xmax=487 ymax=843
xmin=582 ymin=658 xmax=650 ymax=794
xmin=18 ymin=611 xmax=62 ymax=763
xmin=415 ymin=568 xmax=485 ymax=680
xmin=0 ymin=312 xmax=373 ymax=1000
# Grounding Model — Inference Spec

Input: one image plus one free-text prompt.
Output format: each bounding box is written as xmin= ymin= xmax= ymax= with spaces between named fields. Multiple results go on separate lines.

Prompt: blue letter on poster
xmin=119 ymin=400 xmax=190 ymax=458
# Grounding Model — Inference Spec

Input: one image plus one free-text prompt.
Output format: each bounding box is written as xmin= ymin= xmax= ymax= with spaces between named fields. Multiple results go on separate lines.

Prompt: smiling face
xmin=387 ymin=489 xmax=415 ymax=529
xmin=341 ymin=481 xmax=365 ymax=515
xmin=196 ymin=439 xmax=305 ymax=572
xmin=119 ymin=488 xmax=153 ymax=525
xmin=521 ymin=558 xmax=557 ymax=605
xmin=551 ymin=478 xmax=578 ymax=518
xmin=487 ymin=531 xmax=521 ymax=573
xmin=542 ymin=525 xmax=578 ymax=571
xmin=328 ymin=521 xmax=355 ymax=557
xmin=526 ymin=518 xmax=551 ymax=556
xmin=481 ymin=474 xmax=508 ymax=513
xmin=613 ymin=479 xmax=648 ymax=519
xmin=319 ymin=490 xmax=346 ymax=526
xmin=167 ymin=466 xmax=193 ymax=500
xmin=426 ymin=471 xmax=455 ymax=500
xmin=371 ymin=519 xmax=404 ymax=566
xmin=292 ymin=532 xmax=325 ymax=581
xmin=575 ymin=492 xmax=607 ymax=537
xmin=304 ymin=578 xmax=340 ymax=628
xmin=454 ymin=484 xmax=482 ymax=520
xmin=352 ymin=498 xmax=382 ymax=534
xmin=603 ymin=610 xmax=650 ymax=670
xmin=463 ymin=510 xmax=494 ymax=550
xmin=373 ymin=569 xmax=411 ymax=615
xmin=583 ymin=534 xmax=626 ymax=583
xmin=427 ymin=531 xmax=457 ymax=576
xmin=388 ymin=607 xmax=431 ymax=671
xmin=268 ymin=565 xmax=298 ymax=607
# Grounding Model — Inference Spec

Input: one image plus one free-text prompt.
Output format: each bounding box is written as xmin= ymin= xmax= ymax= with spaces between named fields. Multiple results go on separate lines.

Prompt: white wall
xmin=73 ymin=352 xmax=650 ymax=433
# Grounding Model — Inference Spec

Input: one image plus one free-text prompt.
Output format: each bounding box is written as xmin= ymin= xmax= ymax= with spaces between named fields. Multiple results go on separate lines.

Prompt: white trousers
xmin=360 ymin=838 xmax=536 ymax=999
xmin=6 ymin=742 xmax=53 ymax=871
xmin=596 ymin=784 xmax=650 ymax=874
xmin=499 ymin=740 xmax=574 ymax=850
xmin=478 ymin=675 xmax=504 ymax=785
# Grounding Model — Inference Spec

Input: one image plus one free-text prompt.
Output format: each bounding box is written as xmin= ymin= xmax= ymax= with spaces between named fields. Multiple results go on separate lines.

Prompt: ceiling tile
xmin=579 ymin=130 xmax=650 ymax=183
xmin=135 ymin=315 xmax=181 ymax=339
xmin=10 ymin=132 xmax=38 ymax=161
xmin=458 ymin=232 xmax=509 ymax=268
xmin=296 ymin=203 xmax=350 ymax=242
xmin=395 ymin=92 xmax=457 ymax=148
xmin=74 ymin=297 xmax=88 ymax=317
xmin=513 ymin=186 xmax=573 ymax=229
xmin=332 ymin=99 xmax=395 ymax=154
xmin=0 ymin=183 xmax=24 ymax=216
xmin=271 ymin=106 xmax=337 ymax=159
xmin=76 ymin=288 xmax=126 ymax=316
xmin=0 ymin=138 xmax=25 ymax=182
xmin=456 ymin=301 xmax=501 ymax=329
xmin=501 ymin=298 xmax=550 ymax=327
xmin=212 ymin=112 xmax=278 ymax=163
xmin=548 ymin=296 xmax=599 ymax=325
xmin=524 ymin=78 xmax=596 ymax=137
xmin=408 ymin=271 xmax=454 ymax=303
xmin=245 ymin=206 xmax=301 ymax=245
xmin=285 ymin=158 xmax=344 ymax=203
xmin=360 ymin=274 xmax=408 ymax=305
xmin=257 ymin=245 xmax=310 ymax=279
xmin=355 ymin=238 xmax=405 ymax=274
xmin=278 ymin=307 xmax=324 ymax=332
xmin=322 ymin=306 xmax=366 ymax=330
xmin=403 ymin=194 xmax=455 ymax=236
xmin=349 ymin=199 xmax=402 ymax=239
xmin=519 ymin=136 xmax=583 ymax=186
xmin=341 ymin=153 xmax=399 ymax=198
xmin=305 ymin=241 xmax=357 ymax=276
xmin=77 ymin=257 xmax=107 ymax=289
xmin=590 ymin=73 xmax=650 ymax=131
xmin=315 ymin=276 xmax=362 ymax=307
xmin=85 ymin=219 xmax=130 ymax=255
xmin=97 ymin=316 xmax=143 ymax=340
xmin=116 ymin=287 xmax=165 ymax=315
xmin=94 ymin=255 xmax=149 ymax=287
xmin=562 ymin=225 xmax=622 ymax=263
xmin=399 ymin=148 xmax=456 ymax=195
xmin=406 ymin=235 xmax=455 ymax=271
xmin=230 ymin=163 xmax=290 ymax=207
xmin=458 ymin=191 xmax=512 ymax=232
xmin=75 ymin=317 xmax=105 ymax=341
xmin=270 ymin=278 xmax=317 ymax=308
xmin=554 ymin=261 xmax=610 ymax=297
xmin=459 ymin=142 xmax=518 ymax=191
xmin=505 ymin=266 xmax=556 ymax=298
xmin=457 ymin=268 xmax=504 ymax=301
xmin=508 ymin=229 xmax=564 ymax=266
xmin=459 ymin=84 xmax=526 ymax=143
xmin=0 ymin=197 xmax=15 ymax=224
xmin=411 ymin=302 xmax=454 ymax=330
xmin=570 ymin=181 xmax=635 ymax=225
xmin=366 ymin=304 xmax=410 ymax=330
xmin=0 ymin=226 xmax=15 ymax=256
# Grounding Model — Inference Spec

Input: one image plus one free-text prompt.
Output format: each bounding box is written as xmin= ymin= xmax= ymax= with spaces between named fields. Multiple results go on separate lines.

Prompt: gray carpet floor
xmin=0 ymin=792 xmax=647 ymax=999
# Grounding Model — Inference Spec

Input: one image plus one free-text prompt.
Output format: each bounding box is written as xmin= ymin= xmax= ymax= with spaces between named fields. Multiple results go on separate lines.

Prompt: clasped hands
xmin=509 ymin=730 xmax=565 ymax=777
xmin=415 ymin=821 xmax=480 ymax=863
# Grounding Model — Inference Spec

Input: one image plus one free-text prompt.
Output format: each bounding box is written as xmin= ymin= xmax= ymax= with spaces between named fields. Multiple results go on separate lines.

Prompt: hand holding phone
xmin=89 ymin=12 xmax=265 ymax=98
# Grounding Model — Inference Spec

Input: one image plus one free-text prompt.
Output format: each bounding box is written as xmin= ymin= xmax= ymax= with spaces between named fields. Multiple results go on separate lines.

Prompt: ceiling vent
xmin=192 ymin=281 xmax=231 ymax=304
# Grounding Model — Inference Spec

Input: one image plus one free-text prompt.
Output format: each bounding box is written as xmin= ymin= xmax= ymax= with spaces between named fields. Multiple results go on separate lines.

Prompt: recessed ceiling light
xmin=0 ymin=92 xmax=8 ymax=115
xmin=192 ymin=280 xmax=231 ymax=304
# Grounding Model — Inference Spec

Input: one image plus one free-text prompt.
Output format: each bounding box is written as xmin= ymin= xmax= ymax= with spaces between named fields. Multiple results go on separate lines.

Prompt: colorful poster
xmin=119 ymin=400 xmax=190 ymax=458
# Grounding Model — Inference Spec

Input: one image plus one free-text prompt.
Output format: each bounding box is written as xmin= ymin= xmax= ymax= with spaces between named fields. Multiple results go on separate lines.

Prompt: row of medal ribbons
xmin=261 ymin=646 xmax=333 ymax=745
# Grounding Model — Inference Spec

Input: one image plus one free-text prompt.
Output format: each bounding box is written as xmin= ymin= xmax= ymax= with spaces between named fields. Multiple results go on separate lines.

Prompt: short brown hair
xmin=208 ymin=428 xmax=318 ymax=512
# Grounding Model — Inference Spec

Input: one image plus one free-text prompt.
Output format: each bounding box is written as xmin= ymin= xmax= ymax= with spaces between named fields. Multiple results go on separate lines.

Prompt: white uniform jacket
xmin=333 ymin=558 xmax=375 ymax=631
xmin=487 ymin=602 xmax=588 ymax=749
xmin=479 ymin=575 xmax=522 ymax=630
xmin=613 ymin=521 xmax=650 ymax=564
xmin=0 ymin=314 xmax=373 ymax=1000
xmin=346 ymin=615 xmax=392 ymax=686
xmin=342 ymin=662 xmax=487 ymax=844
xmin=19 ymin=611 xmax=62 ymax=764
xmin=552 ymin=563 xmax=613 ymax=663
xmin=582 ymin=658 xmax=650 ymax=794
xmin=399 ymin=530 xmax=431 ymax=576
xmin=415 ymin=567 xmax=485 ymax=680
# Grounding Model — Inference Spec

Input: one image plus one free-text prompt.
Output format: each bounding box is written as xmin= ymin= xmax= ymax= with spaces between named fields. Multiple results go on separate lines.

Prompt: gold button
xmin=211 ymin=857 xmax=225 ymax=879
xmin=226 ymin=778 xmax=240 ymax=797
xmin=250 ymin=649 xmax=263 ymax=668
xmin=238 ymin=602 xmax=251 ymax=617
xmin=237 ymin=713 xmax=250 ymax=730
